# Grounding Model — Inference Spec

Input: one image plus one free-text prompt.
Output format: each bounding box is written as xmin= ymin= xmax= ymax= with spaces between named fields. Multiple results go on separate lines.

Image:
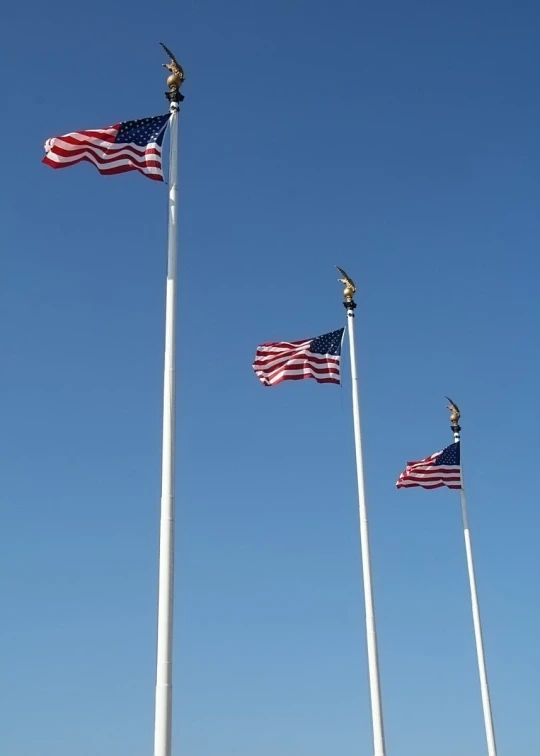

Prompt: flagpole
xmin=447 ymin=401 xmax=497 ymax=756
xmin=337 ymin=268 xmax=386 ymax=756
xmin=154 ymin=45 xmax=185 ymax=756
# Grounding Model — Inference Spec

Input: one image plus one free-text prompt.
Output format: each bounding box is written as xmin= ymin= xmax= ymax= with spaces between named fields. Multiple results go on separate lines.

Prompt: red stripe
xmin=43 ymin=155 xmax=163 ymax=180
xmin=404 ymin=455 xmax=441 ymax=468
xmin=402 ymin=471 xmax=460 ymax=479
xmin=47 ymin=143 xmax=161 ymax=165
xmin=260 ymin=373 xmax=340 ymax=387
xmin=255 ymin=365 xmax=340 ymax=384
xmin=254 ymin=349 xmax=340 ymax=363
xmin=253 ymin=359 xmax=341 ymax=375
xmin=254 ymin=349 xmax=308 ymax=363
xmin=263 ymin=360 xmax=340 ymax=381
xmin=400 ymin=467 xmax=460 ymax=475
xmin=44 ymin=154 xmax=162 ymax=173
xmin=253 ymin=350 xmax=340 ymax=368
xmin=61 ymin=127 xmax=119 ymax=143
xmin=55 ymin=135 xmax=156 ymax=159
xmin=405 ymin=465 xmax=460 ymax=474
xmin=97 ymin=164 xmax=164 ymax=179
xmin=400 ymin=476 xmax=461 ymax=483
xmin=44 ymin=150 xmax=162 ymax=171
xmin=397 ymin=481 xmax=461 ymax=490
xmin=257 ymin=339 xmax=312 ymax=349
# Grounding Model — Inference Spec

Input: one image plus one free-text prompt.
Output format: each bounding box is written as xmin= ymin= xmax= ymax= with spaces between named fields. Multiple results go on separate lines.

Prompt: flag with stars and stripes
xmin=43 ymin=114 xmax=170 ymax=181
xmin=252 ymin=328 xmax=344 ymax=387
xmin=396 ymin=442 xmax=462 ymax=490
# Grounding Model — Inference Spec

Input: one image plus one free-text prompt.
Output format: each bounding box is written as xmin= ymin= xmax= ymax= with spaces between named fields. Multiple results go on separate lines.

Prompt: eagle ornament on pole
xmin=160 ymin=41 xmax=185 ymax=102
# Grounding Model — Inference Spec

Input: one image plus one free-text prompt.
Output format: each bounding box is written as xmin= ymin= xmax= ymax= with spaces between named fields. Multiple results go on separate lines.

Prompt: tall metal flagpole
xmin=446 ymin=399 xmax=497 ymax=756
xmin=154 ymin=43 xmax=185 ymax=756
xmin=337 ymin=268 xmax=386 ymax=756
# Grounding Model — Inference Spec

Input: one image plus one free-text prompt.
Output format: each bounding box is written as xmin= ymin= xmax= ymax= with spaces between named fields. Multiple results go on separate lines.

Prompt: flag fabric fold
xmin=396 ymin=442 xmax=462 ymax=490
xmin=252 ymin=328 xmax=344 ymax=387
xmin=43 ymin=114 xmax=170 ymax=181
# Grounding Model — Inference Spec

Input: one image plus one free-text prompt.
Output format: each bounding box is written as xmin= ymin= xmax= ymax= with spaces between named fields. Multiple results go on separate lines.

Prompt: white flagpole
xmin=338 ymin=269 xmax=386 ymax=756
xmin=448 ymin=406 xmax=497 ymax=756
xmin=154 ymin=47 xmax=184 ymax=756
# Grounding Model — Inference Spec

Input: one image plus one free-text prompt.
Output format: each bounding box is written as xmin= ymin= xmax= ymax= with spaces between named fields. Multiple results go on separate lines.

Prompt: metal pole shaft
xmin=154 ymin=101 xmax=179 ymax=756
xmin=346 ymin=304 xmax=386 ymax=756
xmin=454 ymin=430 xmax=497 ymax=756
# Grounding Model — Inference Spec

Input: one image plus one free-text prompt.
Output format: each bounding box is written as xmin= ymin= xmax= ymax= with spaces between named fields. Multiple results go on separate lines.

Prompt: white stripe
xmin=255 ymin=341 xmax=311 ymax=355
xmin=405 ymin=462 xmax=459 ymax=471
xmin=398 ymin=480 xmax=456 ymax=488
xmin=254 ymin=349 xmax=340 ymax=372
xmin=266 ymin=358 xmax=340 ymax=376
xmin=45 ymin=149 xmax=162 ymax=174
xmin=257 ymin=365 xmax=339 ymax=385
xmin=405 ymin=466 xmax=461 ymax=476
xmin=46 ymin=136 xmax=162 ymax=158
xmin=44 ymin=129 xmax=118 ymax=152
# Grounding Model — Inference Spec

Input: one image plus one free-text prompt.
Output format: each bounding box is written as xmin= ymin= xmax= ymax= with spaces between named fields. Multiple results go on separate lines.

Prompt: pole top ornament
xmin=446 ymin=396 xmax=461 ymax=428
xmin=336 ymin=266 xmax=356 ymax=304
xmin=160 ymin=42 xmax=185 ymax=102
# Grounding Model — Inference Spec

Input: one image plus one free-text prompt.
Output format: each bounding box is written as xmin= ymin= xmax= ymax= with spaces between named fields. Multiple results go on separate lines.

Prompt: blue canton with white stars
xmin=435 ymin=443 xmax=460 ymax=465
xmin=115 ymin=115 xmax=170 ymax=146
xmin=309 ymin=329 xmax=345 ymax=355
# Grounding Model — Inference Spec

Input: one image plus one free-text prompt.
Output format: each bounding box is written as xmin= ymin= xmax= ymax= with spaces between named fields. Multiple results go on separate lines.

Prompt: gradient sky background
xmin=1 ymin=1 xmax=539 ymax=755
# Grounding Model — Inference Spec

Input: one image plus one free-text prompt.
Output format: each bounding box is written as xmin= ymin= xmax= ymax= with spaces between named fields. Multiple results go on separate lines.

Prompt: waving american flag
xmin=396 ymin=442 xmax=462 ymax=490
xmin=253 ymin=328 xmax=344 ymax=387
xmin=43 ymin=114 xmax=170 ymax=181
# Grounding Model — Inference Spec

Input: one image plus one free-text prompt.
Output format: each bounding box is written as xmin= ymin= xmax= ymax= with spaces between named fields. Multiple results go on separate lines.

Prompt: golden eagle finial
xmin=160 ymin=42 xmax=185 ymax=96
xmin=336 ymin=266 xmax=356 ymax=302
xmin=445 ymin=396 xmax=461 ymax=426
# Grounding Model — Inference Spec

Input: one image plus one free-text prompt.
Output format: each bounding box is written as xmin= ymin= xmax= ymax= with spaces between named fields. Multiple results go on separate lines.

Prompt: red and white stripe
xmin=253 ymin=339 xmax=341 ymax=387
xmin=396 ymin=451 xmax=461 ymax=490
xmin=43 ymin=125 xmax=164 ymax=181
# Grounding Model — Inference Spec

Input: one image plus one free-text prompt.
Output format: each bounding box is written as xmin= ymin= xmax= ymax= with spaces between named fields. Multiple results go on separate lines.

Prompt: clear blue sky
xmin=1 ymin=1 xmax=539 ymax=755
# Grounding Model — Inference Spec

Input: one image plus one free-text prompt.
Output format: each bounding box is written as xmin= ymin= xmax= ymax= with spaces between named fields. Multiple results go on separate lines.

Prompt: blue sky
xmin=1 ymin=1 xmax=539 ymax=755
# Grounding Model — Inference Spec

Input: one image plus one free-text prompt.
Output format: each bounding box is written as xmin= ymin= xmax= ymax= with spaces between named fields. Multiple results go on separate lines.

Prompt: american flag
xmin=253 ymin=328 xmax=344 ymax=387
xmin=43 ymin=114 xmax=170 ymax=181
xmin=396 ymin=442 xmax=462 ymax=490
